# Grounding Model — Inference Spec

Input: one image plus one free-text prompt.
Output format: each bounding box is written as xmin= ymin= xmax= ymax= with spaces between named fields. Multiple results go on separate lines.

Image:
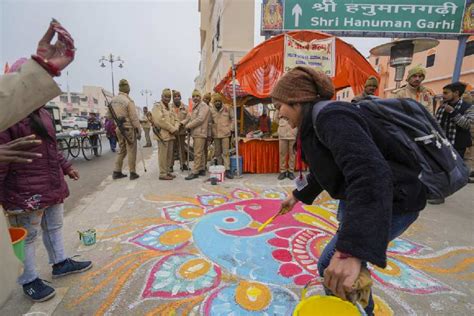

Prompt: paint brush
xmin=257 ymin=206 xmax=290 ymax=232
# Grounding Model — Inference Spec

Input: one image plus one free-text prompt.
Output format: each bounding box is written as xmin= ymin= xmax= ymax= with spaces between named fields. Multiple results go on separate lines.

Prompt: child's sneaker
xmin=52 ymin=257 xmax=92 ymax=278
xmin=23 ymin=278 xmax=56 ymax=302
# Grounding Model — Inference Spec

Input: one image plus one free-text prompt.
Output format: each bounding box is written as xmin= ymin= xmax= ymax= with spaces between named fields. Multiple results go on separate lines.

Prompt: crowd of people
xmin=108 ymin=84 xmax=236 ymax=181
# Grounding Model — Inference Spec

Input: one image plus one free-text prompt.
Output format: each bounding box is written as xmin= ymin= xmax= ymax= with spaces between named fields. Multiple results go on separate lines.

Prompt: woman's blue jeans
xmin=317 ymin=200 xmax=419 ymax=315
xmin=8 ymin=204 xmax=67 ymax=285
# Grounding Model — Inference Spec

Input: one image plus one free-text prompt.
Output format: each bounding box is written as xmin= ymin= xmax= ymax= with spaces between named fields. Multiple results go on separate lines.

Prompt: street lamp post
xmin=99 ymin=54 xmax=124 ymax=96
xmin=141 ymin=89 xmax=152 ymax=107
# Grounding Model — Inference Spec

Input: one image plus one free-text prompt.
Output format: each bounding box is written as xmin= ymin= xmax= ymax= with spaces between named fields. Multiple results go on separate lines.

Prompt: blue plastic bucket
xmin=230 ymin=155 xmax=243 ymax=175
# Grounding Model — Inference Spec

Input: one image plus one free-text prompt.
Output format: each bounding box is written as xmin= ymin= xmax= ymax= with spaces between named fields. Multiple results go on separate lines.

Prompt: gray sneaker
xmin=23 ymin=278 xmax=56 ymax=302
xmin=52 ymin=258 xmax=93 ymax=278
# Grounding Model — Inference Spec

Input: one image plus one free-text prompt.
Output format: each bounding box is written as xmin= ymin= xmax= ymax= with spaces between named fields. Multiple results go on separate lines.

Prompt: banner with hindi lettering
xmin=283 ymin=34 xmax=336 ymax=77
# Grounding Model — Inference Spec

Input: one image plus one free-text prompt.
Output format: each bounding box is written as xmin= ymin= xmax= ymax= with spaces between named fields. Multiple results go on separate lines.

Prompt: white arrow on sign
xmin=292 ymin=3 xmax=303 ymax=27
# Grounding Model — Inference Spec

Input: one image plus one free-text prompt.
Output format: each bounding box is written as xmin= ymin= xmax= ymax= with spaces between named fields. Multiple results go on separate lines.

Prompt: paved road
xmin=64 ymin=136 xmax=154 ymax=214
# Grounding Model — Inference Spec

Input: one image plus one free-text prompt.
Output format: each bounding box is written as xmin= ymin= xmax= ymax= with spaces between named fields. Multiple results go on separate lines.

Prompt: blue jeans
xmin=318 ymin=200 xmax=419 ymax=315
xmin=108 ymin=136 xmax=117 ymax=152
xmin=8 ymin=204 xmax=67 ymax=285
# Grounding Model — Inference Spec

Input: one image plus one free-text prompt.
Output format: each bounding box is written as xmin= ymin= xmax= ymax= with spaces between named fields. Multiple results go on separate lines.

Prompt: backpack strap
xmin=311 ymin=100 xmax=334 ymax=140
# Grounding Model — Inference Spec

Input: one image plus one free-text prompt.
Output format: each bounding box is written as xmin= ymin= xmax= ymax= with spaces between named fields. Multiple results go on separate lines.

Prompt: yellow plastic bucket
xmin=293 ymin=280 xmax=363 ymax=316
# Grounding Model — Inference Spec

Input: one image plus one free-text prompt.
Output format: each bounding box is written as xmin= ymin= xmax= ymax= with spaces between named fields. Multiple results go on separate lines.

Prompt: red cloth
xmin=105 ymin=118 xmax=116 ymax=137
xmin=239 ymin=139 xmax=306 ymax=173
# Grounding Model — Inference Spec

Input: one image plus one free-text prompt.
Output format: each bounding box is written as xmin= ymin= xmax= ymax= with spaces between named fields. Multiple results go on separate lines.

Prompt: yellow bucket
xmin=293 ymin=280 xmax=363 ymax=316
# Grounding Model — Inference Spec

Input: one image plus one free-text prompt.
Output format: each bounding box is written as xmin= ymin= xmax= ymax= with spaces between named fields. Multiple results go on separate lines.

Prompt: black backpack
xmin=312 ymin=97 xmax=470 ymax=200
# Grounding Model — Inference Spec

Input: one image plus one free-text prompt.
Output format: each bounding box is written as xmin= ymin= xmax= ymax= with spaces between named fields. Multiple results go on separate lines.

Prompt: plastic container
xmin=9 ymin=227 xmax=27 ymax=262
xmin=230 ymin=155 xmax=243 ymax=175
xmin=209 ymin=165 xmax=225 ymax=182
xmin=293 ymin=280 xmax=365 ymax=316
xmin=78 ymin=229 xmax=96 ymax=246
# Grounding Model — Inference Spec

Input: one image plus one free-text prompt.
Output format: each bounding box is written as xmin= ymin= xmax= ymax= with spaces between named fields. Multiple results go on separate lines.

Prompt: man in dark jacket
xmin=87 ymin=113 xmax=102 ymax=156
xmin=436 ymin=82 xmax=473 ymax=158
xmin=271 ymin=66 xmax=426 ymax=315
xmin=430 ymin=82 xmax=473 ymax=204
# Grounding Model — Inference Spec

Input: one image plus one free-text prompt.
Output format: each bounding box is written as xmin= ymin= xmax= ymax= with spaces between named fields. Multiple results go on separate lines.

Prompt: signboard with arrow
xmin=261 ymin=0 xmax=472 ymax=38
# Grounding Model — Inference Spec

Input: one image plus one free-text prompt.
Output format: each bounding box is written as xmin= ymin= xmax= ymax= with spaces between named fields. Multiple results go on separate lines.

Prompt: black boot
xmin=199 ymin=170 xmax=206 ymax=176
xmin=185 ymin=173 xmax=199 ymax=180
xmin=112 ymin=171 xmax=127 ymax=179
xmin=182 ymin=164 xmax=189 ymax=171
xmin=428 ymin=198 xmax=445 ymax=205
xmin=277 ymin=172 xmax=286 ymax=180
xmin=130 ymin=172 xmax=140 ymax=180
xmin=225 ymin=170 xmax=234 ymax=179
xmin=286 ymin=172 xmax=296 ymax=180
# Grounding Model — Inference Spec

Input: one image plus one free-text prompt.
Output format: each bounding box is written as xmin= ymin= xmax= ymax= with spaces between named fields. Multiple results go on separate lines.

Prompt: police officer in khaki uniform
xmin=352 ymin=76 xmax=379 ymax=102
xmin=172 ymin=90 xmax=190 ymax=170
xmin=151 ymin=89 xmax=179 ymax=180
xmin=203 ymin=92 xmax=212 ymax=106
xmin=140 ymin=106 xmax=152 ymax=147
xmin=391 ymin=65 xmax=435 ymax=115
xmin=185 ymin=89 xmax=210 ymax=180
xmin=210 ymin=93 xmax=234 ymax=179
xmin=274 ymin=109 xmax=297 ymax=180
xmin=202 ymin=92 xmax=213 ymax=164
xmin=110 ymin=79 xmax=142 ymax=180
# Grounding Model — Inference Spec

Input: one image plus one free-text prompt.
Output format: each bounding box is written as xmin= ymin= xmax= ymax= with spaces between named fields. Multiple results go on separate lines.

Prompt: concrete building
xmin=196 ymin=0 xmax=255 ymax=93
xmin=48 ymin=86 xmax=113 ymax=119
xmin=337 ymin=37 xmax=474 ymax=102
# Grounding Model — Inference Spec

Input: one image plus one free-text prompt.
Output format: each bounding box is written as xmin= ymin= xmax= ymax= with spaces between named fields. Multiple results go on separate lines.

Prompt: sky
xmin=1 ymin=0 xmax=389 ymax=108
xmin=1 ymin=0 xmax=201 ymax=107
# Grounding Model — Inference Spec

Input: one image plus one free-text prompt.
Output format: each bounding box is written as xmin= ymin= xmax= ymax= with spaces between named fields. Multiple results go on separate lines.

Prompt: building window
xmin=212 ymin=17 xmax=221 ymax=54
xmin=60 ymin=95 xmax=68 ymax=103
xmin=465 ymin=41 xmax=474 ymax=57
xmin=426 ymin=54 xmax=435 ymax=68
xmin=375 ymin=57 xmax=379 ymax=65
xmin=71 ymin=96 xmax=80 ymax=104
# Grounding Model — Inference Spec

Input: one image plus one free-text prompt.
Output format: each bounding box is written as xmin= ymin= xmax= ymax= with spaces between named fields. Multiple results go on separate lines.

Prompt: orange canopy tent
xmin=214 ymin=31 xmax=379 ymax=102
xmin=214 ymin=31 xmax=380 ymax=174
